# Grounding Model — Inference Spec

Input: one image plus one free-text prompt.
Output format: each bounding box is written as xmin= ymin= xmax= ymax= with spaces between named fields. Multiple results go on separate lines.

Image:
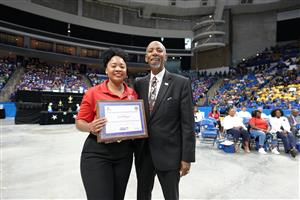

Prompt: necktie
xmin=149 ymin=76 xmax=158 ymax=112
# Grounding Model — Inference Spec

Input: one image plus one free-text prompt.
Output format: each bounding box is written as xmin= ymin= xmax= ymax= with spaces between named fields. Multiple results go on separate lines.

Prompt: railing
xmin=0 ymin=20 xmax=191 ymax=55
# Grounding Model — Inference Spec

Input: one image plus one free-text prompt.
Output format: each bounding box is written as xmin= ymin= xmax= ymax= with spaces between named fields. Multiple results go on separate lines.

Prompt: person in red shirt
xmin=208 ymin=106 xmax=220 ymax=120
xmin=76 ymin=47 xmax=138 ymax=200
xmin=249 ymin=110 xmax=279 ymax=155
xmin=208 ymin=106 xmax=221 ymax=129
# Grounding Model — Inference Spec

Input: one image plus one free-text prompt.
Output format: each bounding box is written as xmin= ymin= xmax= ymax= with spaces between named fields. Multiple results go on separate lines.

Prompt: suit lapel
xmin=150 ymin=71 xmax=172 ymax=120
xmin=141 ymin=75 xmax=151 ymax=121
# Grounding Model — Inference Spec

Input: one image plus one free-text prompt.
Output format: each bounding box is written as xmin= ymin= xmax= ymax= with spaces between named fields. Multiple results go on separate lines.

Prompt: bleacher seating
xmin=86 ymin=72 xmax=108 ymax=86
xmin=0 ymin=58 xmax=16 ymax=91
xmin=209 ymin=42 xmax=300 ymax=110
xmin=15 ymin=61 xmax=88 ymax=93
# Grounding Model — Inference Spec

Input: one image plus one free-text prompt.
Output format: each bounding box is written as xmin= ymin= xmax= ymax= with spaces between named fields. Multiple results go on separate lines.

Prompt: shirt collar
xmin=150 ymin=68 xmax=165 ymax=83
xmin=99 ymin=79 xmax=129 ymax=98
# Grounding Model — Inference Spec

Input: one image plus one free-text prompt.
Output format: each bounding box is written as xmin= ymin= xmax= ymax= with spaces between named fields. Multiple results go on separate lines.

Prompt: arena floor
xmin=1 ymin=118 xmax=299 ymax=200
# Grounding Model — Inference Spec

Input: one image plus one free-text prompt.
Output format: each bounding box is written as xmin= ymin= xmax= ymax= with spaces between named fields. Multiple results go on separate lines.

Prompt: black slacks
xmin=81 ymin=134 xmax=133 ymax=200
xmin=134 ymin=141 xmax=180 ymax=200
xmin=227 ymin=128 xmax=250 ymax=143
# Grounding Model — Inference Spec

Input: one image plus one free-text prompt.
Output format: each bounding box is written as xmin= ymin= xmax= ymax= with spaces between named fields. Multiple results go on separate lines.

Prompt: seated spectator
xmin=269 ymin=109 xmax=298 ymax=157
xmin=194 ymin=105 xmax=204 ymax=136
xmin=287 ymin=109 xmax=300 ymax=137
xmin=257 ymin=107 xmax=268 ymax=119
xmin=249 ymin=110 xmax=279 ymax=155
xmin=208 ymin=106 xmax=222 ymax=130
xmin=194 ymin=106 xmax=204 ymax=123
xmin=223 ymin=107 xmax=251 ymax=153
xmin=237 ymin=106 xmax=251 ymax=119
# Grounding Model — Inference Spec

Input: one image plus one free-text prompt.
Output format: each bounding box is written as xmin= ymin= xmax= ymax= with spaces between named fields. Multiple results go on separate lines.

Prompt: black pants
xmin=134 ymin=141 xmax=180 ymax=200
xmin=276 ymin=131 xmax=297 ymax=153
xmin=81 ymin=134 xmax=133 ymax=200
xmin=227 ymin=128 xmax=250 ymax=143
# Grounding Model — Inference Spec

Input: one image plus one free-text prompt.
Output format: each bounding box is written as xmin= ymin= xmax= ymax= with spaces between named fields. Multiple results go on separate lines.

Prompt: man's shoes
xmin=289 ymin=148 xmax=298 ymax=158
xmin=258 ymin=147 xmax=267 ymax=155
xmin=271 ymin=148 xmax=280 ymax=155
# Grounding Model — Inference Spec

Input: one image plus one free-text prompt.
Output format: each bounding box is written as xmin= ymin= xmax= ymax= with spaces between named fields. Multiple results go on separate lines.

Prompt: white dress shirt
xmin=194 ymin=112 xmax=205 ymax=122
xmin=223 ymin=115 xmax=247 ymax=130
xmin=261 ymin=113 xmax=268 ymax=119
xmin=237 ymin=111 xmax=252 ymax=118
xmin=269 ymin=116 xmax=291 ymax=133
xmin=148 ymin=68 xmax=165 ymax=98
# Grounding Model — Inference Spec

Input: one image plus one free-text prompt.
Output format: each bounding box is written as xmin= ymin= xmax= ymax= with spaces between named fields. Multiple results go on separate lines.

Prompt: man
xmin=223 ymin=107 xmax=251 ymax=153
xmin=257 ymin=107 xmax=268 ymax=119
xmin=237 ymin=106 xmax=251 ymax=119
xmin=287 ymin=109 xmax=300 ymax=136
xmin=134 ymin=41 xmax=195 ymax=200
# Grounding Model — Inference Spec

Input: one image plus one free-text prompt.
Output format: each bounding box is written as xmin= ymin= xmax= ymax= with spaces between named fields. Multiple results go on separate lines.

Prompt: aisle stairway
xmin=0 ymin=66 xmax=24 ymax=102
xmin=206 ymin=78 xmax=224 ymax=105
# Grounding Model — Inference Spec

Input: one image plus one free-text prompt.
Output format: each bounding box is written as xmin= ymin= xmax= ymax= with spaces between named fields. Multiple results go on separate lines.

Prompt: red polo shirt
xmin=77 ymin=80 xmax=138 ymax=122
xmin=249 ymin=117 xmax=269 ymax=131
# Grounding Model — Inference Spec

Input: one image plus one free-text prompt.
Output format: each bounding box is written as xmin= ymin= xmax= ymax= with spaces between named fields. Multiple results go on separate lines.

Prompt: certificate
xmin=96 ymin=100 xmax=148 ymax=143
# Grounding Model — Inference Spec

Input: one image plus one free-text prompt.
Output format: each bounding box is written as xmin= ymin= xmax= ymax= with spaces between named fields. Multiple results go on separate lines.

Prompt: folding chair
xmin=199 ymin=118 xmax=219 ymax=146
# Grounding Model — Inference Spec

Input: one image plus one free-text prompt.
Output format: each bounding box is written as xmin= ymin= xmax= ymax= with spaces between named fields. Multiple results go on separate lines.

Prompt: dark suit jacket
xmin=134 ymin=70 xmax=195 ymax=171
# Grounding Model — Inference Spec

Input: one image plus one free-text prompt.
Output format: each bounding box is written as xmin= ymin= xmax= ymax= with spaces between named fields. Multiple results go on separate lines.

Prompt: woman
xmin=249 ymin=110 xmax=279 ymax=155
xmin=269 ymin=109 xmax=298 ymax=158
xmin=223 ymin=107 xmax=251 ymax=153
xmin=208 ymin=106 xmax=221 ymax=129
xmin=208 ymin=106 xmax=220 ymax=121
xmin=76 ymin=48 xmax=138 ymax=200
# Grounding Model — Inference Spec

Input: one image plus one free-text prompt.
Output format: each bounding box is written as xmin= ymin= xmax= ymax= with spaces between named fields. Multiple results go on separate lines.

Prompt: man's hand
xmin=180 ymin=161 xmax=191 ymax=177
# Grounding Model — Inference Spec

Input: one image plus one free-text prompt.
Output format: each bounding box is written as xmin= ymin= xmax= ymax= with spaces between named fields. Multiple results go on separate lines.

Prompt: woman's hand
xmin=88 ymin=117 xmax=107 ymax=135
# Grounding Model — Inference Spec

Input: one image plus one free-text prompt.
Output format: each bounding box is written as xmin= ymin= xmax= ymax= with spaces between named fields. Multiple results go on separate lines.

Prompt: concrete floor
xmin=1 ymin=118 xmax=299 ymax=200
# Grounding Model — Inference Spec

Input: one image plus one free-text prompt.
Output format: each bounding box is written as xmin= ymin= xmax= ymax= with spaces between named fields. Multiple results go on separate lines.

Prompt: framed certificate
xmin=96 ymin=100 xmax=148 ymax=143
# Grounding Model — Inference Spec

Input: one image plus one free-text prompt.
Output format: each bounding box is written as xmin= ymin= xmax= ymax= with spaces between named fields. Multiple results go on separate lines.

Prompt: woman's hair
xmin=270 ymin=108 xmax=284 ymax=117
xmin=101 ymin=47 xmax=128 ymax=68
xmin=251 ymin=110 xmax=261 ymax=117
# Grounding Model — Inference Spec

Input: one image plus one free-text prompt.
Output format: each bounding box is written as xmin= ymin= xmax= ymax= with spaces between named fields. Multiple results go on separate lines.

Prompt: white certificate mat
xmin=104 ymin=105 xmax=142 ymax=134
xmin=96 ymin=100 xmax=148 ymax=143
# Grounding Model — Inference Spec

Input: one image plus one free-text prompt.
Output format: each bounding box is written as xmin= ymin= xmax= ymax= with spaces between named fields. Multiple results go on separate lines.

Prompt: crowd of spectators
xmin=180 ymin=70 xmax=219 ymax=105
xmin=0 ymin=57 xmax=17 ymax=91
xmin=86 ymin=73 xmax=107 ymax=86
xmin=209 ymin=42 xmax=300 ymax=111
xmin=237 ymin=42 xmax=300 ymax=69
xmin=15 ymin=60 xmax=88 ymax=93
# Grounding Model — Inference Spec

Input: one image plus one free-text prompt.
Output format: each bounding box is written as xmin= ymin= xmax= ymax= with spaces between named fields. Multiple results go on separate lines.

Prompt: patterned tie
xmin=149 ymin=76 xmax=158 ymax=112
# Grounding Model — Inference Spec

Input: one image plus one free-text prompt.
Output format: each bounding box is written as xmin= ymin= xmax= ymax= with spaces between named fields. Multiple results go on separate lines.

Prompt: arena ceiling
xmin=90 ymin=0 xmax=300 ymax=16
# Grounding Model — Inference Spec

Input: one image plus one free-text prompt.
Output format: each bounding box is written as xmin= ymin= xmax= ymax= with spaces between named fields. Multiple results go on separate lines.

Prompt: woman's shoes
xmin=234 ymin=143 xmax=240 ymax=153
